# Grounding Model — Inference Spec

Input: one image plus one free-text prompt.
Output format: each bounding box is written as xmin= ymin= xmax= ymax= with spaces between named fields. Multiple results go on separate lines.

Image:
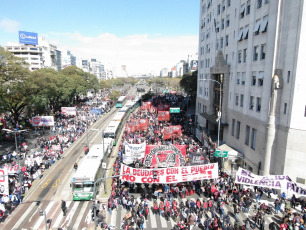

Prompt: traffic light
xmin=153 ymin=170 xmax=158 ymax=179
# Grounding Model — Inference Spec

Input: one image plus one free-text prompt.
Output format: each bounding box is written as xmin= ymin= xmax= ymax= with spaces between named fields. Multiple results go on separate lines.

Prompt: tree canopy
xmin=180 ymin=71 xmax=197 ymax=100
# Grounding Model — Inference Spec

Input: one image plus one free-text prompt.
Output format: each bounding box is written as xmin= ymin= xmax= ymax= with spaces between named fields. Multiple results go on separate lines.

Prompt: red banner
xmin=157 ymin=104 xmax=170 ymax=111
xmin=149 ymin=106 xmax=156 ymax=114
xmin=143 ymin=144 xmax=187 ymax=168
xmin=158 ymin=111 xmax=170 ymax=121
xmin=127 ymin=119 xmax=148 ymax=132
xmin=162 ymin=125 xmax=182 ymax=140
xmin=163 ymin=105 xmax=170 ymax=111
xmin=142 ymin=101 xmax=152 ymax=110
xmin=137 ymin=119 xmax=148 ymax=131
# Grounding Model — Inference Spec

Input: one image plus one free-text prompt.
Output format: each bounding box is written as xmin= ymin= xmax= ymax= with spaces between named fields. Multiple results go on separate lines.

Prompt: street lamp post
xmin=39 ymin=209 xmax=47 ymax=230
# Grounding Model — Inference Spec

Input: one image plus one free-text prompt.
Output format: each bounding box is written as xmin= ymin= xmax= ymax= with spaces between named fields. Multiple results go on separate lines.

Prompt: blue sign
xmin=90 ymin=108 xmax=102 ymax=114
xmin=19 ymin=31 xmax=38 ymax=45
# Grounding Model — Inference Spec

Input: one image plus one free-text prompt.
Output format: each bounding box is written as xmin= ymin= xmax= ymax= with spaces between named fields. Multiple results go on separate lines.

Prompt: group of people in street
xmin=104 ymin=93 xmax=306 ymax=230
xmin=0 ymin=91 xmax=114 ymax=221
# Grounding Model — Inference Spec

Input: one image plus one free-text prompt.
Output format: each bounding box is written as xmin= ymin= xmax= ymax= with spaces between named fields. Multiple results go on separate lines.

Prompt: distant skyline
xmin=0 ymin=0 xmax=199 ymax=75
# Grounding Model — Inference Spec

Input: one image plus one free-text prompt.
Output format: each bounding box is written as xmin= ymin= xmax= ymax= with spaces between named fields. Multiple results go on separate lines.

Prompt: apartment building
xmin=196 ymin=0 xmax=306 ymax=183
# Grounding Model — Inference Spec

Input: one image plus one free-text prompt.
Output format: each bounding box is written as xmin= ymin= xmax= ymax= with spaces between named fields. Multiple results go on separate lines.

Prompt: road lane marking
xmin=12 ymin=202 xmax=36 ymax=230
xmin=72 ymin=201 xmax=88 ymax=230
xmin=53 ymin=201 xmax=71 ymax=228
xmin=52 ymin=178 xmax=61 ymax=188
xmin=42 ymin=179 xmax=51 ymax=189
xmin=61 ymin=201 xmax=79 ymax=228
xmin=33 ymin=201 xmax=54 ymax=229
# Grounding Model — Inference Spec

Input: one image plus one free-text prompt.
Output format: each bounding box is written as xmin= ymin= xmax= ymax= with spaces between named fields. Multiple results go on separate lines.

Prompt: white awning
xmin=243 ymin=27 xmax=249 ymax=39
xmin=218 ymin=144 xmax=243 ymax=159
xmin=237 ymin=29 xmax=244 ymax=41
xmin=253 ymin=20 xmax=261 ymax=33
xmin=257 ymin=72 xmax=264 ymax=79
xmin=260 ymin=17 xmax=269 ymax=32
xmin=240 ymin=5 xmax=246 ymax=14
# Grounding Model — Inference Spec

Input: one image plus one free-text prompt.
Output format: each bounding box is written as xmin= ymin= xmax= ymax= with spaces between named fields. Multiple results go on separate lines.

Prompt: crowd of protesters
xmin=0 ymin=91 xmax=114 ymax=221
xmin=105 ymin=93 xmax=306 ymax=230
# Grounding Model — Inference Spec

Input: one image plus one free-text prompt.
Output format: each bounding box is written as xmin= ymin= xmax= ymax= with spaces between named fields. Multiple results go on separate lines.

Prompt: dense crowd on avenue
xmin=0 ymin=91 xmax=113 ymax=221
xmin=104 ymin=94 xmax=306 ymax=230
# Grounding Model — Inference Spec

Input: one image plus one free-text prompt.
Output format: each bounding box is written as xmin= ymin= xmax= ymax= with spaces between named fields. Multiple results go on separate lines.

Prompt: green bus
xmin=71 ymin=144 xmax=107 ymax=201
xmin=116 ymin=96 xmax=126 ymax=108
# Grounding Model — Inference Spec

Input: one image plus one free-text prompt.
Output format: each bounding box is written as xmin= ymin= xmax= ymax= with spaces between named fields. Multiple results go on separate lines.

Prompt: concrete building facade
xmin=196 ymin=0 xmax=306 ymax=183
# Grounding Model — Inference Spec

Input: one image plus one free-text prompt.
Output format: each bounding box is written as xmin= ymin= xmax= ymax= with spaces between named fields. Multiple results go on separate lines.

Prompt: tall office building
xmin=196 ymin=0 xmax=306 ymax=183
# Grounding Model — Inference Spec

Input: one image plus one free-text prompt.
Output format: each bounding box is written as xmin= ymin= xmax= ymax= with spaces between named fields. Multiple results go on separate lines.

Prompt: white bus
xmin=112 ymin=111 xmax=126 ymax=122
xmin=103 ymin=120 xmax=121 ymax=145
xmin=71 ymin=144 xmax=106 ymax=201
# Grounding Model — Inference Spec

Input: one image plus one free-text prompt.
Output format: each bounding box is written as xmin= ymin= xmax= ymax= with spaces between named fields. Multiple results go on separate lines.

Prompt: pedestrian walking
xmin=61 ymin=200 xmax=67 ymax=216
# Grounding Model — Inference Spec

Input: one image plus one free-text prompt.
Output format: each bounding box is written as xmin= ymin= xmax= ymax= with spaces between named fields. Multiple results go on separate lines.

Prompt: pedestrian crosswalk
xmin=0 ymin=195 xmax=283 ymax=230
xmin=107 ymin=195 xmax=282 ymax=230
xmin=1 ymin=200 xmax=96 ymax=230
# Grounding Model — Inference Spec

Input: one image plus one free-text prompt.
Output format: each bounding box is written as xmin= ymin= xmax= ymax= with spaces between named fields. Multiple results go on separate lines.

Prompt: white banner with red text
xmin=0 ymin=168 xmax=9 ymax=195
xmin=120 ymin=163 xmax=218 ymax=184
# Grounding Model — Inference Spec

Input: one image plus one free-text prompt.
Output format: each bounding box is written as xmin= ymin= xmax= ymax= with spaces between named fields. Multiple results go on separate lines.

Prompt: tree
xmin=180 ymin=71 xmax=197 ymax=100
xmin=0 ymin=47 xmax=32 ymax=124
xmin=109 ymin=90 xmax=121 ymax=101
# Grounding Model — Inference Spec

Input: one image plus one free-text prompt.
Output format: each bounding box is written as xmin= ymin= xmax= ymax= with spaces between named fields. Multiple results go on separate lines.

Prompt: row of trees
xmin=0 ymin=46 xmax=197 ymax=126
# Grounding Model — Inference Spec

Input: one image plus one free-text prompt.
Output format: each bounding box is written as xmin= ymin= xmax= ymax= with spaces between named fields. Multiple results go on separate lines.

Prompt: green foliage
xmin=0 ymin=47 xmax=31 ymax=123
xmin=109 ymin=90 xmax=121 ymax=101
xmin=180 ymin=71 xmax=197 ymax=99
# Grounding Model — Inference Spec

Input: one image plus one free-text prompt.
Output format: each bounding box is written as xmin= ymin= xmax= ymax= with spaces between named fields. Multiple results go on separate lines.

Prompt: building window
xmin=240 ymin=4 xmax=245 ymax=18
xmin=241 ymin=72 xmax=246 ymax=85
xmin=235 ymin=94 xmax=239 ymax=106
xmin=232 ymin=119 xmax=236 ymax=136
xmin=221 ymin=19 xmax=225 ymax=30
xmin=251 ymin=128 xmax=257 ymax=150
xmin=237 ymin=72 xmax=240 ymax=85
xmin=256 ymin=97 xmax=261 ymax=112
xmin=238 ymin=28 xmax=244 ymax=41
xmin=225 ymin=35 xmax=229 ymax=46
xmin=287 ymin=71 xmax=290 ymax=83
xmin=245 ymin=125 xmax=250 ymax=145
xmin=218 ymin=4 xmax=221 ymax=15
xmin=253 ymin=46 xmax=258 ymax=61
xmin=220 ymin=37 xmax=224 ymax=48
xmin=252 ymin=72 xmax=257 ymax=86
xmin=216 ymin=21 xmax=220 ymax=33
xmin=257 ymin=0 xmax=262 ymax=9
xmin=250 ymin=96 xmax=254 ymax=110
xmin=227 ymin=0 xmax=231 ymax=7
xmin=244 ymin=26 xmax=249 ymax=39
xmin=254 ymin=19 xmax=261 ymax=35
xmin=225 ymin=54 xmax=228 ymax=64
xmin=222 ymin=0 xmax=225 ymax=11
xmin=236 ymin=121 xmax=241 ymax=139
xmin=304 ymin=106 xmax=306 ymax=117
xmin=284 ymin=103 xmax=287 ymax=114
xmin=260 ymin=44 xmax=266 ymax=60
xmin=216 ymin=39 xmax=219 ymax=50
xmin=243 ymin=48 xmax=247 ymax=63
xmin=265 ymin=0 xmax=270 ymax=4
xmin=240 ymin=94 xmax=244 ymax=107
xmin=246 ymin=0 xmax=251 ymax=15
xmin=226 ymin=15 xmax=230 ymax=27
xmin=258 ymin=71 xmax=264 ymax=86
xmin=260 ymin=16 xmax=269 ymax=33
xmin=238 ymin=50 xmax=242 ymax=63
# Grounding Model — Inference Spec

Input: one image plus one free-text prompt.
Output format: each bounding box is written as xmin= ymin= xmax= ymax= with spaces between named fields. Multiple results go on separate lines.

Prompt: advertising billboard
xmin=19 ymin=31 xmax=38 ymax=45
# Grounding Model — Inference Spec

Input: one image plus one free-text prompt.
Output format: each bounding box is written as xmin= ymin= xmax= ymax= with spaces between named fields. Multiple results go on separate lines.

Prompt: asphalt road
xmin=1 ymin=106 xmax=119 ymax=230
